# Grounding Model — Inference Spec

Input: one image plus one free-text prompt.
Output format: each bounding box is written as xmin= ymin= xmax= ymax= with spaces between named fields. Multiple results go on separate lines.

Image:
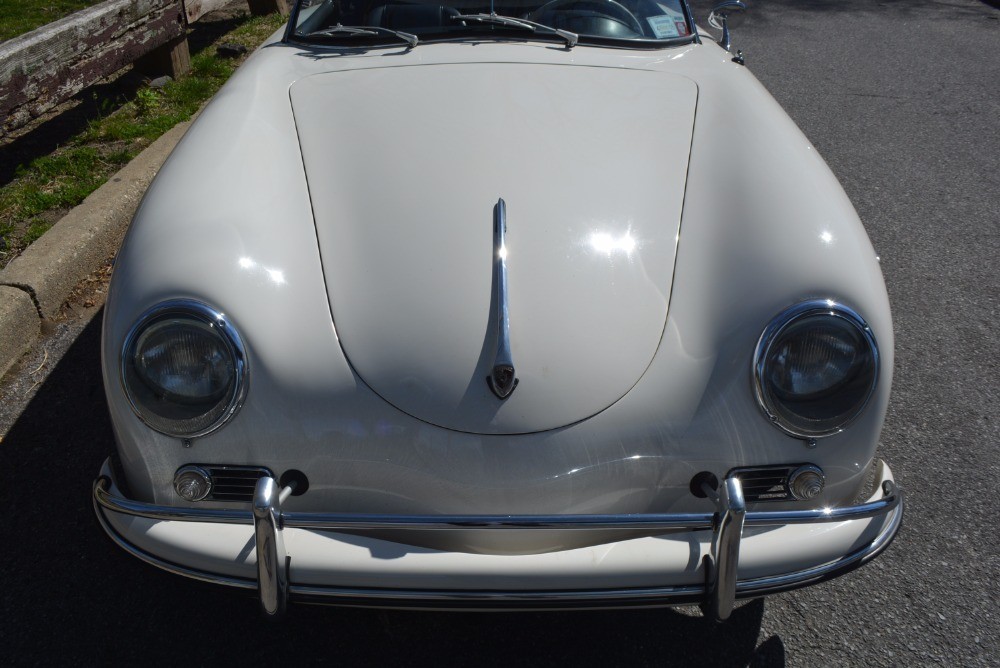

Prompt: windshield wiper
xmin=450 ymin=13 xmax=578 ymax=48
xmin=302 ymin=24 xmax=419 ymax=48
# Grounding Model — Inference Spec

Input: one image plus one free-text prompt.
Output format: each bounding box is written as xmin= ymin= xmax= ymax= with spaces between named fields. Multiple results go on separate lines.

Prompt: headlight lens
xmin=122 ymin=301 xmax=247 ymax=437
xmin=754 ymin=300 xmax=878 ymax=438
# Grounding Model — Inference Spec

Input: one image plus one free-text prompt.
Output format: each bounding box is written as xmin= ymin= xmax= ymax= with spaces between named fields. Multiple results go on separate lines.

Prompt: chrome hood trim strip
xmin=488 ymin=198 xmax=518 ymax=399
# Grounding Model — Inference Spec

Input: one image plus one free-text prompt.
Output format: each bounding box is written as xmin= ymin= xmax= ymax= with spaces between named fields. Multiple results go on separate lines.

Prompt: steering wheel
xmin=527 ymin=0 xmax=645 ymax=35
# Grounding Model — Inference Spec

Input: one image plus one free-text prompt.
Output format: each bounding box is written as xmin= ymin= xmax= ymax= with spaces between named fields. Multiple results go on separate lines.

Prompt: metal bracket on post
xmin=253 ymin=477 xmax=289 ymax=616
xmin=702 ymin=476 xmax=745 ymax=621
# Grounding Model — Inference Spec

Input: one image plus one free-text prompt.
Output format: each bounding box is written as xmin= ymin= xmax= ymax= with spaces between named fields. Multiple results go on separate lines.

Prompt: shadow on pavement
xmin=0 ymin=312 xmax=782 ymax=666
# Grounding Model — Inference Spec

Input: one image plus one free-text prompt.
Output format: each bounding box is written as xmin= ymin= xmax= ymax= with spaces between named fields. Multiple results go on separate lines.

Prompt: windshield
xmin=290 ymin=0 xmax=694 ymax=48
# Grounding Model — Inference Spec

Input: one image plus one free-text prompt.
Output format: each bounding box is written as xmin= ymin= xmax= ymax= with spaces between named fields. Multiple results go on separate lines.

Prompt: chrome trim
xmin=705 ymin=477 xmax=745 ymax=621
xmin=717 ymin=16 xmax=730 ymax=52
xmin=678 ymin=0 xmax=700 ymax=44
xmin=93 ymin=476 xmax=257 ymax=591
xmin=95 ymin=480 xmax=901 ymax=531
xmin=737 ymin=480 xmax=903 ymax=594
xmin=253 ymin=477 xmax=288 ymax=616
xmin=95 ymin=456 xmax=901 ymax=620
xmin=488 ymin=198 xmax=518 ymax=399
xmin=707 ymin=1 xmax=746 ymax=52
xmin=203 ymin=464 xmax=274 ymax=502
xmin=752 ymin=299 xmax=880 ymax=440
xmin=726 ymin=464 xmax=794 ymax=502
xmin=93 ymin=472 xmax=903 ymax=613
xmin=120 ymin=299 xmax=249 ymax=439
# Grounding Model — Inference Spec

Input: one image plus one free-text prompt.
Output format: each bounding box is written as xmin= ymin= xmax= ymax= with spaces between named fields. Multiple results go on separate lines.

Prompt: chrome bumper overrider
xmin=93 ymin=460 xmax=902 ymax=620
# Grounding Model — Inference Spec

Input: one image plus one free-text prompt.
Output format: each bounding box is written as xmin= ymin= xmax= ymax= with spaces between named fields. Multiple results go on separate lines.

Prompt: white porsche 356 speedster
xmin=93 ymin=0 xmax=902 ymax=619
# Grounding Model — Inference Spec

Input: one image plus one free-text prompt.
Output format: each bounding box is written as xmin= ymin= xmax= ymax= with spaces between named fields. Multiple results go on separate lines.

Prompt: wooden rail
xmin=0 ymin=0 xmax=289 ymax=137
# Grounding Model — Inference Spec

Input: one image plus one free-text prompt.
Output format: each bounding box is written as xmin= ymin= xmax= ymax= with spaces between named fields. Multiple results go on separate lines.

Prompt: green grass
xmin=3 ymin=147 xmax=132 ymax=218
xmin=0 ymin=0 xmax=101 ymax=42
xmin=24 ymin=220 xmax=53 ymax=244
xmin=0 ymin=12 xmax=286 ymax=268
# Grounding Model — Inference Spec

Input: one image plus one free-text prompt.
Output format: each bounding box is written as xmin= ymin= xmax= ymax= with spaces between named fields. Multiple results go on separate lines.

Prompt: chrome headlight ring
xmin=120 ymin=299 xmax=248 ymax=439
xmin=753 ymin=299 xmax=879 ymax=440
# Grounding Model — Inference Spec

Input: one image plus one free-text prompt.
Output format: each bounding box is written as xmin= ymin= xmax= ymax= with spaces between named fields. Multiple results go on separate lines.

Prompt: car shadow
xmin=0 ymin=312 xmax=782 ymax=666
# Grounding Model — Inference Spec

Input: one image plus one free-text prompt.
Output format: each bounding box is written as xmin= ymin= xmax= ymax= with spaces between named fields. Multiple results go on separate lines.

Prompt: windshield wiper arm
xmin=303 ymin=24 xmax=419 ymax=48
xmin=450 ymin=13 xmax=578 ymax=48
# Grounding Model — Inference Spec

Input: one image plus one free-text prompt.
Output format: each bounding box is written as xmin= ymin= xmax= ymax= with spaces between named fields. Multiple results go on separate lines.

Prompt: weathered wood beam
xmin=0 ymin=0 xmax=187 ymax=136
xmin=183 ymin=0 xmax=238 ymax=24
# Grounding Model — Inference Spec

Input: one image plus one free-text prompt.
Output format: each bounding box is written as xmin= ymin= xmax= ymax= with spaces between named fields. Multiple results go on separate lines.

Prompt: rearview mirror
xmin=708 ymin=1 xmax=747 ymax=52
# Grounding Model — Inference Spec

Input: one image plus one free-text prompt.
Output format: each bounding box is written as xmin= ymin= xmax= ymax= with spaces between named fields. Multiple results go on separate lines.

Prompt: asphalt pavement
xmin=0 ymin=1 xmax=997 ymax=665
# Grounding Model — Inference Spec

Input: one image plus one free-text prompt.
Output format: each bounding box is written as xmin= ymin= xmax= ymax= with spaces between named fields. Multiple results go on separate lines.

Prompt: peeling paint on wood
xmin=184 ymin=0 xmax=235 ymax=23
xmin=0 ymin=0 xmax=187 ymax=136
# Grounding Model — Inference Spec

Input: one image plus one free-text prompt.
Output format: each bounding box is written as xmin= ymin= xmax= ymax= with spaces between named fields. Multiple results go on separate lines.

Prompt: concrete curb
xmin=0 ymin=118 xmax=192 ymax=379
xmin=0 ymin=286 xmax=39 ymax=377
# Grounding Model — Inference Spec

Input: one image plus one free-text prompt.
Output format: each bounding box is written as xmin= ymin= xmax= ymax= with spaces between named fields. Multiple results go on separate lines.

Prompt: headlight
xmin=121 ymin=300 xmax=247 ymax=438
xmin=753 ymin=300 xmax=878 ymax=439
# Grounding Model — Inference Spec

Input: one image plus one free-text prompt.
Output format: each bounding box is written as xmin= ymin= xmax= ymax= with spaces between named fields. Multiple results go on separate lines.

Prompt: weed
xmin=134 ymin=88 xmax=160 ymax=117
xmin=89 ymin=89 xmax=119 ymax=121
xmin=193 ymin=53 xmax=233 ymax=79
xmin=0 ymin=222 xmax=14 ymax=243
xmin=24 ymin=220 xmax=52 ymax=244
xmin=28 ymin=148 xmax=100 ymax=180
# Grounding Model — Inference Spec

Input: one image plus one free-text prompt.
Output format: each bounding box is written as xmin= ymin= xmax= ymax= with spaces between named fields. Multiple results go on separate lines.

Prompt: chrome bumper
xmin=93 ymin=462 xmax=902 ymax=620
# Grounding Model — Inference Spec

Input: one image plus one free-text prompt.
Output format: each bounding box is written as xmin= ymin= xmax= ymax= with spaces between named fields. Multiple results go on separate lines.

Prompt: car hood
xmin=290 ymin=62 xmax=696 ymax=434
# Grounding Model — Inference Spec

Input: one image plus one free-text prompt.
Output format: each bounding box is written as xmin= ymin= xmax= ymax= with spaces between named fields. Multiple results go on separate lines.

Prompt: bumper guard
xmin=93 ymin=465 xmax=902 ymax=621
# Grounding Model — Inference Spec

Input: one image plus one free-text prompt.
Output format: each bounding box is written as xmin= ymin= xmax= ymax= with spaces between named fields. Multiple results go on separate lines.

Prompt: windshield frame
xmin=283 ymin=0 xmax=700 ymax=50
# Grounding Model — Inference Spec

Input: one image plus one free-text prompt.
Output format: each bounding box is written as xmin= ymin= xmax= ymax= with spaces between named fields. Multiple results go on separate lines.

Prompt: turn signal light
xmin=174 ymin=465 xmax=213 ymax=502
xmin=789 ymin=465 xmax=825 ymax=500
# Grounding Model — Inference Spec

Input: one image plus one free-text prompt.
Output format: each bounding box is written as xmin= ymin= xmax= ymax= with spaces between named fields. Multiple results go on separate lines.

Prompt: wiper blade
xmin=450 ymin=13 xmax=578 ymax=48
xmin=303 ymin=23 xmax=419 ymax=48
